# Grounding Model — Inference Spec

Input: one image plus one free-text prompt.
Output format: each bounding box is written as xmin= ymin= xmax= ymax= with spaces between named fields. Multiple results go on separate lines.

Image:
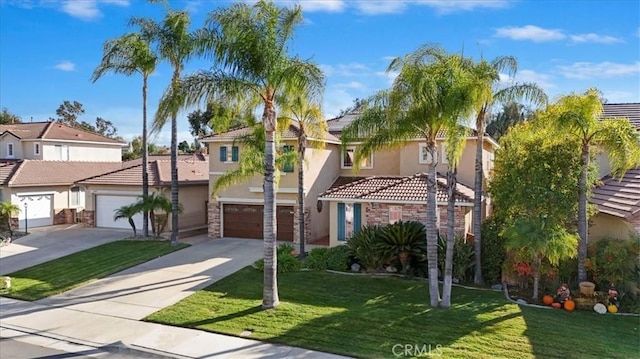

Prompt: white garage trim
xmin=91 ymin=190 xmax=142 ymax=196
xmin=14 ymin=193 xmax=54 ymax=228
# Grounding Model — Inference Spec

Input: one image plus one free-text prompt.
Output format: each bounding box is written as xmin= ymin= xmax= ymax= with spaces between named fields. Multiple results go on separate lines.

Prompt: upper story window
xmin=7 ymin=143 xmax=14 ymax=158
xmin=54 ymin=144 xmax=69 ymax=161
xmin=342 ymin=146 xmax=373 ymax=169
xmin=34 ymin=143 xmax=40 ymax=155
xmin=418 ymin=143 xmax=447 ymax=164
xmin=219 ymin=145 xmax=239 ymax=163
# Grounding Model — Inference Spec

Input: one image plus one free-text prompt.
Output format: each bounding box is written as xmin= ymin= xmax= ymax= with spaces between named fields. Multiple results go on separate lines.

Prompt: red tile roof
xmin=0 ymin=161 xmax=21 ymax=186
xmin=6 ymin=161 xmax=125 ymax=187
xmin=602 ymin=103 xmax=640 ymax=131
xmin=0 ymin=121 xmax=125 ymax=144
xmin=319 ymin=173 xmax=474 ymax=204
xmin=590 ymin=168 xmax=640 ymax=219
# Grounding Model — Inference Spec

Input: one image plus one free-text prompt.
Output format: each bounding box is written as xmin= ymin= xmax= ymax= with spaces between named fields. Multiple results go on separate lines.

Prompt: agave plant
xmin=379 ymin=221 xmax=428 ymax=274
xmin=346 ymin=225 xmax=385 ymax=272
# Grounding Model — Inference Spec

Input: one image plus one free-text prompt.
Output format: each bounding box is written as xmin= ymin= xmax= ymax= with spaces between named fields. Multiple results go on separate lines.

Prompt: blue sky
xmin=1 ymin=0 xmax=638 ymax=145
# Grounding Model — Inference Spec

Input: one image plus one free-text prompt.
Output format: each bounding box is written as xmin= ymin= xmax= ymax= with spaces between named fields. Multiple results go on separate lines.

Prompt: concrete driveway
xmin=0 ymin=225 xmax=132 ymax=275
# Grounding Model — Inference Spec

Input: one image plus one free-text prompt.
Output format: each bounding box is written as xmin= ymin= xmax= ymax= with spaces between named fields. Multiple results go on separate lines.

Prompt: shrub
xmin=586 ymin=235 xmax=640 ymax=291
xmin=326 ymin=245 xmax=351 ymax=271
xmin=345 ymin=225 xmax=385 ymax=272
xmin=277 ymin=243 xmax=296 ymax=256
xmin=379 ymin=221 xmax=427 ymax=274
xmin=437 ymin=235 xmax=475 ymax=283
xmin=481 ymin=217 xmax=507 ymax=284
xmin=253 ymin=243 xmax=302 ymax=273
xmin=305 ymin=247 xmax=330 ymax=271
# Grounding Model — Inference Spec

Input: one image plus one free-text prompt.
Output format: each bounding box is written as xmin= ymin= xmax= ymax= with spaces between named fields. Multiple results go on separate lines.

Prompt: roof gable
xmin=0 ymin=121 xmax=126 ymax=145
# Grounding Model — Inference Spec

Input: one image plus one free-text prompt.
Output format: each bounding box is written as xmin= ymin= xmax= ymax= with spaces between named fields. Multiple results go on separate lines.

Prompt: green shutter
xmin=219 ymin=146 xmax=227 ymax=162
xmin=231 ymin=146 xmax=239 ymax=162
xmin=338 ymin=203 xmax=345 ymax=241
xmin=354 ymin=203 xmax=362 ymax=234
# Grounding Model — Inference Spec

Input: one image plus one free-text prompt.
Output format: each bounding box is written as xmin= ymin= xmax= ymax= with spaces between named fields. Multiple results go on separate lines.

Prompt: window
xmin=7 ymin=143 xmax=14 ymax=158
xmin=219 ymin=145 xmax=239 ymax=163
xmin=70 ymin=186 xmax=84 ymax=208
xmin=389 ymin=206 xmax=402 ymax=224
xmin=341 ymin=146 xmax=373 ymax=169
xmin=282 ymin=145 xmax=294 ymax=173
xmin=54 ymin=145 xmax=69 ymax=160
xmin=338 ymin=202 xmax=362 ymax=241
xmin=34 ymin=143 xmax=40 ymax=155
xmin=419 ymin=144 xmax=439 ymax=165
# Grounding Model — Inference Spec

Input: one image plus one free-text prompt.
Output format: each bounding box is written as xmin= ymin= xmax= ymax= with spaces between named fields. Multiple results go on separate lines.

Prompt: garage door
xmin=96 ymin=195 xmax=145 ymax=230
xmin=223 ymin=204 xmax=294 ymax=241
xmin=15 ymin=194 xmax=53 ymax=228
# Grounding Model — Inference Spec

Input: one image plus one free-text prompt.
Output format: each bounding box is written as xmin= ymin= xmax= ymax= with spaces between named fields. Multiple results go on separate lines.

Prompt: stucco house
xmin=203 ymin=113 xmax=498 ymax=246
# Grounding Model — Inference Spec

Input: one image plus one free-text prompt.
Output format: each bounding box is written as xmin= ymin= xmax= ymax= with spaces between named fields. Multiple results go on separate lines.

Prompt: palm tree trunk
xmin=297 ymin=135 xmax=306 ymax=258
xmin=441 ymin=168 xmax=457 ymax=308
xmin=170 ymin=70 xmax=179 ymax=246
xmin=577 ymin=144 xmax=590 ymax=282
xmin=473 ymin=109 xmax=486 ymax=285
xmin=532 ymin=256 xmax=541 ymax=301
xmin=425 ymin=143 xmax=440 ymax=308
xmin=262 ymin=102 xmax=279 ymax=310
xmin=142 ymin=74 xmax=149 ymax=238
xmin=129 ymin=218 xmax=137 ymax=237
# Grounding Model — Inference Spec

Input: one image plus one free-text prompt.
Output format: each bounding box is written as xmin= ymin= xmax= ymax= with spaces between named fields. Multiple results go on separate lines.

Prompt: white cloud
xmin=320 ymin=63 xmax=370 ymax=77
xmin=570 ymin=33 xmax=623 ymax=44
xmin=54 ymin=61 xmax=76 ymax=71
xmin=60 ymin=0 xmax=129 ymax=21
xmin=601 ymin=90 xmax=636 ymax=103
xmin=272 ymin=0 xmax=511 ymax=15
xmin=298 ymin=0 xmax=345 ymax=12
xmin=323 ymin=88 xmax=359 ymax=119
xmin=354 ymin=1 xmax=407 ymax=15
xmin=557 ymin=61 xmax=640 ymax=80
xmin=334 ymin=81 xmax=366 ymax=90
xmin=376 ymin=70 xmax=399 ymax=86
xmin=413 ymin=0 xmax=512 ymax=14
xmin=515 ymin=69 xmax=556 ymax=90
xmin=494 ymin=25 xmax=566 ymax=42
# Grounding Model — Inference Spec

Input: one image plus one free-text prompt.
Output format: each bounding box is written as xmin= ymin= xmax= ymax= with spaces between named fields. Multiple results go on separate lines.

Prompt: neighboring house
xmin=203 ymin=113 xmax=498 ymax=246
xmin=75 ymin=154 xmax=209 ymax=233
xmin=590 ymin=103 xmax=640 ymax=240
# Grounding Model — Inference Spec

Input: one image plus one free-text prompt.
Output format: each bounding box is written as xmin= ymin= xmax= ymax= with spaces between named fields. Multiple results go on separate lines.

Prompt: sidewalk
xmin=0 ymin=236 xmax=349 ymax=358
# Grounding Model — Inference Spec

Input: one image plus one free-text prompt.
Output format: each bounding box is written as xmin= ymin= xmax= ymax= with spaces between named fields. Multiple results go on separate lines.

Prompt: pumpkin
xmin=551 ymin=303 xmax=562 ymax=309
xmin=564 ymin=299 xmax=576 ymax=312
xmin=542 ymin=295 xmax=554 ymax=306
xmin=608 ymin=305 xmax=619 ymax=313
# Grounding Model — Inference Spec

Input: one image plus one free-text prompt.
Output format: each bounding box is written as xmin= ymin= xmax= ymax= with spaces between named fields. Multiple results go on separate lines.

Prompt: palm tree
xmin=135 ymin=193 xmax=182 ymax=239
xmin=278 ymin=93 xmax=327 ymax=258
xmin=133 ymin=8 xmax=195 ymax=246
xmin=503 ymin=216 xmax=578 ymax=300
xmin=467 ymin=57 xmax=548 ymax=285
xmin=342 ymin=45 xmax=475 ymax=308
xmin=178 ymin=0 xmax=323 ymax=309
xmin=92 ymin=32 xmax=157 ymax=238
xmin=541 ymin=88 xmax=640 ymax=282
xmin=0 ymin=201 xmax=20 ymax=237
xmin=114 ymin=204 xmax=139 ymax=237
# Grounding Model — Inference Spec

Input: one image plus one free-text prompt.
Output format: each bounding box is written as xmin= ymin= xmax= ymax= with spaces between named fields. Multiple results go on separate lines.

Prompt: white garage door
xmin=15 ymin=194 xmax=54 ymax=228
xmin=95 ymin=195 xmax=145 ymax=230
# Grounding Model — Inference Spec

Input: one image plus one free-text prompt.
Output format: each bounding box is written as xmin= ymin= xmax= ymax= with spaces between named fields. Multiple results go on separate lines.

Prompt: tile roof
xmin=203 ymin=122 xmax=340 ymax=143
xmin=319 ymin=173 xmax=474 ymax=204
xmin=124 ymin=154 xmax=208 ymax=166
xmin=590 ymin=167 xmax=640 ymax=219
xmin=77 ymin=158 xmax=209 ymax=186
xmin=6 ymin=161 xmax=125 ymax=187
xmin=0 ymin=121 xmax=125 ymax=144
xmin=602 ymin=103 xmax=640 ymax=131
xmin=0 ymin=161 xmax=21 ymax=186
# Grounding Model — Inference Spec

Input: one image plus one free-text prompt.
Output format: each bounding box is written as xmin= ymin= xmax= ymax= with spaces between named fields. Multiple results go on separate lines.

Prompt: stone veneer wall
xmin=54 ymin=209 xmax=74 ymax=225
xmin=208 ymin=201 xmax=221 ymax=238
xmin=366 ymin=202 xmax=469 ymax=236
xmin=629 ymin=215 xmax=640 ymax=233
xmin=292 ymin=205 xmax=311 ymax=244
xmin=82 ymin=210 xmax=95 ymax=227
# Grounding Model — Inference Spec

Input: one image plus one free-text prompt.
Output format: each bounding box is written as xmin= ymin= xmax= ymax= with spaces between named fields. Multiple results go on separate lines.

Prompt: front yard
xmin=146 ymin=267 xmax=640 ymax=359
xmin=1 ymin=240 xmax=189 ymax=301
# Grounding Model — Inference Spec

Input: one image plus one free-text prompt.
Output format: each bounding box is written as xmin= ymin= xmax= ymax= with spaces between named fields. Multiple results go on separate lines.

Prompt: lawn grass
xmin=146 ymin=267 xmax=640 ymax=359
xmin=1 ymin=240 xmax=189 ymax=301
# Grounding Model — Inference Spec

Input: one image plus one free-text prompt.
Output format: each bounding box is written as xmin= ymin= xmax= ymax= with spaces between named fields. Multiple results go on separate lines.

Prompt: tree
xmin=134 ymin=192 xmax=183 ymax=239
xmin=51 ymin=100 xmax=84 ymax=125
xmin=178 ymin=0 xmax=324 ymax=309
xmin=0 ymin=108 xmax=22 ymax=124
xmin=467 ymin=57 xmax=548 ymax=285
xmin=539 ymin=88 xmax=640 ymax=282
xmin=0 ymin=201 xmax=20 ymax=237
xmin=95 ymin=117 xmax=118 ymax=138
xmin=92 ymin=31 xmax=157 ymax=238
xmin=186 ymin=101 xmax=246 ymax=138
xmin=279 ymin=92 xmax=327 ymax=258
xmin=114 ymin=204 xmax=139 ymax=237
xmin=135 ymin=6 xmax=195 ymax=246
xmin=342 ymin=45 xmax=476 ymax=308
xmin=178 ymin=140 xmax=191 ymax=153
xmin=486 ymin=102 xmax=529 ymax=141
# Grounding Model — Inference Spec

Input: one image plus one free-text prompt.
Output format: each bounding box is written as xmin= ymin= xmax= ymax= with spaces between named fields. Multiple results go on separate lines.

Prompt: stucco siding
xmin=590 ymin=213 xmax=636 ymax=241
xmin=40 ymin=142 xmax=121 ymax=162
xmin=1 ymin=136 xmax=22 ymax=159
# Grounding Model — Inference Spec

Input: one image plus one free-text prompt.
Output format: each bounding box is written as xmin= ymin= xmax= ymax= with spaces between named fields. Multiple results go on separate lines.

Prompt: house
xmin=203 ymin=113 xmax=498 ymax=246
xmin=589 ymin=103 xmax=640 ymax=240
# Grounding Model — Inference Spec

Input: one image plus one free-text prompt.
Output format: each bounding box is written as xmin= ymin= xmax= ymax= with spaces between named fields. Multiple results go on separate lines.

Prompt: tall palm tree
xmin=541 ymin=88 xmax=640 ymax=282
xmin=467 ymin=57 xmax=548 ymax=285
xmin=0 ymin=201 xmax=20 ymax=237
xmin=278 ymin=93 xmax=327 ymax=258
xmin=342 ymin=45 xmax=474 ymax=308
xmin=92 ymin=32 xmax=157 ymax=238
xmin=133 ymin=8 xmax=195 ymax=246
xmin=179 ymin=1 xmax=323 ymax=309
xmin=114 ymin=204 xmax=139 ymax=237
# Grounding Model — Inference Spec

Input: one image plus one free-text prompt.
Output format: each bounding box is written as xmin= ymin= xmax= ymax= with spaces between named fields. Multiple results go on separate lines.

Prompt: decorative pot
xmin=579 ymin=281 xmax=595 ymax=296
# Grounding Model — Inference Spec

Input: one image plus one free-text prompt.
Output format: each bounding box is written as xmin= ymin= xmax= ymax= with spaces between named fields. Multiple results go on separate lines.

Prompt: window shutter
xmin=337 ymin=203 xmax=345 ymax=241
xmin=231 ymin=146 xmax=239 ymax=162
xmin=353 ymin=203 xmax=362 ymax=234
xmin=219 ymin=146 xmax=227 ymax=162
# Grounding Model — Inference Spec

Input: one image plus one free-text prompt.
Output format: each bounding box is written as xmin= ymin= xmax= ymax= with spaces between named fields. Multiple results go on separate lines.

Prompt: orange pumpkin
xmin=551 ymin=303 xmax=562 ymax=309
xmin=542 ymin=295 xmax=554 ymax=306
xmin=564 ymin=299 xmax=576 ymax=312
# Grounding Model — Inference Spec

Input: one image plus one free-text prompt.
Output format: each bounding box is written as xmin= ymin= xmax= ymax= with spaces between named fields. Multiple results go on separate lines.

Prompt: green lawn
xmin=146 ymin=267 xmax=640 ymax=359
xmin=1 ymin=240 xmax=189 ymax=301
